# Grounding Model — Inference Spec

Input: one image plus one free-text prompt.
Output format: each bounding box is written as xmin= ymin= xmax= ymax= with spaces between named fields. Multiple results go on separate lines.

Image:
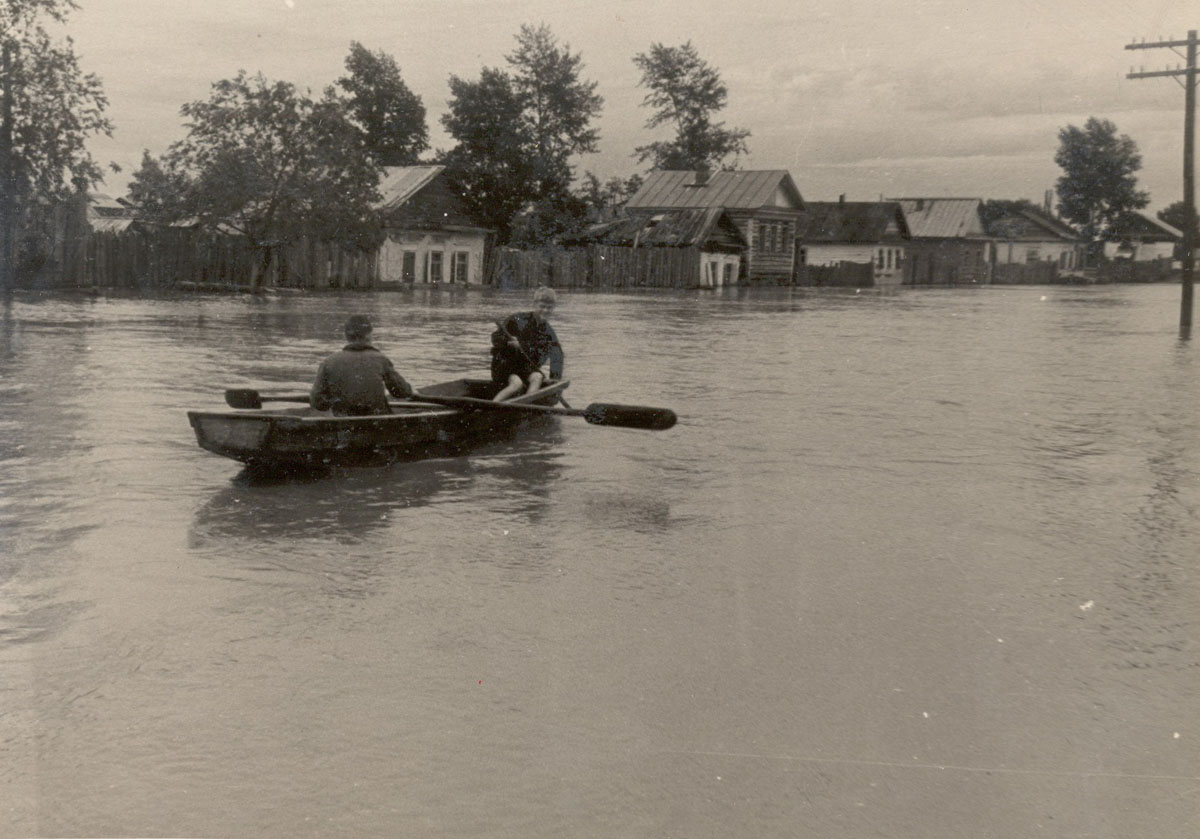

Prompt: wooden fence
xmin=488 ymin=245 xmax=702 ymax=289
xmin=72 ymin=227 xmax=377 ymax=290
xmin=1095 ymin=258 xmax=1177 ymax=283
xmin=795 ymin=262 xmax=876 ymax=288
xmin=990 ymin=262 xmax=1060 ymax=284
xmin=488 ymin=246 xmax=880 ymax=289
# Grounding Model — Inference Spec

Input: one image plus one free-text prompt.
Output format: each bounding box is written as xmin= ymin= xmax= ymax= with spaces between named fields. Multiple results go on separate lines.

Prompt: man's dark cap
xmin=344 ymin=314 xmax=373 ymax=339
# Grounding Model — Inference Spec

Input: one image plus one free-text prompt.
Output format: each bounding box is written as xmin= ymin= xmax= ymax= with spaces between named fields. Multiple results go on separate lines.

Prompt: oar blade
xmin=582 ymin=403 xmax=677 ymax=430
xmin=225 ymin=388 xmax=263 ymax=409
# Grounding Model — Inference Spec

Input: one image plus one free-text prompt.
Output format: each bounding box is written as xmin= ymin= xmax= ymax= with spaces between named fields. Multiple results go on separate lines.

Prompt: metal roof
xmin=90 ymin=217 xmax=134 ymax=233
xmin=891 ymin=198 xmax=985 ymax=239
xmin=376 ymin=165 xmax=445 ymax=210
xmin=626 ymin=170 xmax=804 ymax=211
xmin=561 ymin=208 xmax=746 ymax=248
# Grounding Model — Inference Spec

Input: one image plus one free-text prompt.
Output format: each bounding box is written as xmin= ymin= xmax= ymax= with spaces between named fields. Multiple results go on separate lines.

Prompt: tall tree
xmin=132 ymin=71 xmax=381 ymax=286
xmin=441 ymin=24 xmax=603 ymax=244
xmin=1 ymin=0 xmax=112 ymax=289
xmin=1054 ymin=117 xmax=1149 ymax=239
xmin=506 ymin=23 xmax=603 ymax=196
xmin=439 ymin=67 xmax=534 ymax=243
xmin=126 ymin=149 xmax=187 ymax=218
xmin=334 ymin=42 xmax=427 ymax=166
xmin=632 ymin=41 xmax=749 ymax=172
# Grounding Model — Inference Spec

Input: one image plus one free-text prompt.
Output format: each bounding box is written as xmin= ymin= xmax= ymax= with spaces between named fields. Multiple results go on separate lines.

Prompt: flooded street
xmin=1 ymin=284 xmax=1197 ymax=838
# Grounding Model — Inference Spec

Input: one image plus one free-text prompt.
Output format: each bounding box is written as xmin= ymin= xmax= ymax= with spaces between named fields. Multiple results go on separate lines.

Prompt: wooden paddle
xmin=223 ymin=389 xmax=442 ymax=411
xmin=223 ymin=388 xmax=677 ymax=431
xmin=413 ymin=392 xmax=676 ymax=430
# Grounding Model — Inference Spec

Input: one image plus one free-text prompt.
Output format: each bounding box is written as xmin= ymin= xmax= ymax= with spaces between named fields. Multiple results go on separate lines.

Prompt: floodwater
xmin=1 ymin=284 xmax=1197 ymax=838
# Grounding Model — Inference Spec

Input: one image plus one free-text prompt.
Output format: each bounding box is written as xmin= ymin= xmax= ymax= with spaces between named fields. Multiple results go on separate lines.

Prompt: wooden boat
xmin=187 ymin=378 xmax=572 ymax=470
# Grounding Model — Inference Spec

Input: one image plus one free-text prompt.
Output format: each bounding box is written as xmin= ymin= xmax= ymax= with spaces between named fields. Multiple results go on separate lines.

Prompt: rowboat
xmin=187 ymin=378 xmax=573 ymax=471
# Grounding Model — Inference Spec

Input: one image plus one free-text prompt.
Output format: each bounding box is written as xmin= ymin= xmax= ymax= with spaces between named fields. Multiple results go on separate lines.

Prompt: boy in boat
xmin=310 ymin=315 xmax=414 ymax=416
xmin=491 ymin=286 xmax=564 ymax=401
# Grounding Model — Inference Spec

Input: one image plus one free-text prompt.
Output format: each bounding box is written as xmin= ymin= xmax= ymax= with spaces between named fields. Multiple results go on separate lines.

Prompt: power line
xmin=1126 ymin=30 xmax=1197 ymax=338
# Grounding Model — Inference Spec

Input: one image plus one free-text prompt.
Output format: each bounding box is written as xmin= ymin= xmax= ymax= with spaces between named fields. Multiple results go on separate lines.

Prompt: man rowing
xmin=310 ymin=315 xmax=413 ymax=416
xmin=491 ymin=286 xmax=564 ymax=401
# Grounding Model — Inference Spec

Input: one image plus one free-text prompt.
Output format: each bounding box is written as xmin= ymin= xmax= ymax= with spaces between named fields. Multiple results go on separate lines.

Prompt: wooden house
xmin=985 ymin=207 xmax=1083 ymax=269
xmin=798 ymin=199 xmax=911 ymax=286
xmin=1102 ymin=213 xmax=1181 ymax=262
xmin=624 ymin=169 xmax=805 ymax=283
xmin=892 ymin=198 xmax=990 ymax=285
xmin=86 ymin=193 xmax=138 ymax=233
xmin=375 ymin=166 xmax=491 ymax=285
xmin=558 ymin=208 xmax=747 ymax=288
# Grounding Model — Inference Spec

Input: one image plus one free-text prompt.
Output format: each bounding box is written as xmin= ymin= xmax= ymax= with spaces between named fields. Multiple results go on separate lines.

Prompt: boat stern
xmin=187 ymin=411 xmax=272 ymax=462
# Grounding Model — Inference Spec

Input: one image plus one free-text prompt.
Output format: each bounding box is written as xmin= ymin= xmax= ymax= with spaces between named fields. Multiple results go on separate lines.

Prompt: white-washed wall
xmin=378 ymin=230 xmax=487 ymax=285
xmin=994 ymin=240 xmax=1078 ymax=268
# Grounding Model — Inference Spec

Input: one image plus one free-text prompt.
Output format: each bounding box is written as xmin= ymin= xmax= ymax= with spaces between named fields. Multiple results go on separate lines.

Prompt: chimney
xmin=1044 ymin=189 xmax=1054 ymax=216
xmin=838 ymin=194 xmax=845 ymax=205
xmin=693 ymin=168 xmax=710 ymax=187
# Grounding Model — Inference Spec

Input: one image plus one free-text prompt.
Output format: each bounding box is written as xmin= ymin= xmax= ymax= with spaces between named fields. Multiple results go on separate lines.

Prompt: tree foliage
xmin=1 ymin=0 xmax=110 ymax=199
xmin=440 ymin=24 xmax=602 ymax=244
xmin=1157 ymin=200 xmax=1199 ymax=240
xmin=333 ymin=41 xmax=427 ymax=166
xmin=632 ymin=41 xmax=749 ymax=172
xmin=439 ymin=67 xmax=535 ymax=243
xmin=507 ymin=23 xmax=602 ymax=193
xmin=979 ymin=199 xmax=1040 ymax=234
xmin=131 ymin=71 xmax=382 ymax=284
xmin=2 ymin=0 xmax=112 ymax=285
xmin=1054 ymin=117 xmax=1149 ymax=239
xmin=577 ymin=170 xmax=643 ymax=218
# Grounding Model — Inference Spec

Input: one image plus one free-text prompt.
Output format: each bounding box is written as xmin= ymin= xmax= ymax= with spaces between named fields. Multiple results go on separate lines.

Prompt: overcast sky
xmin=68 ymin=0 xmax=1194 ymax=213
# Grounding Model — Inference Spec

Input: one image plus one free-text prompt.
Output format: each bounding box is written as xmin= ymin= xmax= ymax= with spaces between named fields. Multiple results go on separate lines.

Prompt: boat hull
xmin=187 ymin=378 xmax=569 ymax=470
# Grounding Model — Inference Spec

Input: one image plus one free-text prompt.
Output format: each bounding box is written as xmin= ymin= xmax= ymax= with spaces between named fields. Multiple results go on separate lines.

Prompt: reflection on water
xmin=2 ymin=286 xmax=1198 ymax=839
xmin=192 ymin=426 xmax=567 ymax=543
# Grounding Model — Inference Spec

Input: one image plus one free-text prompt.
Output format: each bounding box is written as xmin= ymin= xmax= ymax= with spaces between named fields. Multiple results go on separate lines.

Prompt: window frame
xmin=451 ymin=251 xmax=469 ymax=284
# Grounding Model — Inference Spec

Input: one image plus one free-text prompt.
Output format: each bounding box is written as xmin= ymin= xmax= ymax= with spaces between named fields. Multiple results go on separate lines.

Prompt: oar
xmin=223 ymin=388 xmax=676 ymax=430
xmin=412 ymin=392 xmax=676 ymax=430
xmin=223 ymin=389 xmax=443 ymax=411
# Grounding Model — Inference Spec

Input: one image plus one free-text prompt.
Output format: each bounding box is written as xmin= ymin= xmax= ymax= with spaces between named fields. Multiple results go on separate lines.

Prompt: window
xmin=402 ymin=251 xmax=416 ymax=283
xmin=429 ymin=251 xmax=443 ymax=283
xmin=877 ymin=249 xmax=885 ymax=269
xmin=452 ymin=251 xmax=469 ymax=283
xmin=723 ymin=262 xmax=733 ymax=284
xmin=1025 ymin=248 xmax=1040 ymax=264
xmin=754 ymin=223 xmax=764 ymax=251
xmin=798 ymin=247 xmax=807 ymax=266
xmin=886 ymin=249 xmax=893 ymax=270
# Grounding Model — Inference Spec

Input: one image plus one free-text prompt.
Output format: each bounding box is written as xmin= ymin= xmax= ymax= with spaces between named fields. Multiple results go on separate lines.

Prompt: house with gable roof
xmin=891 ymin=198 xmax=990 ymax=285
xmin=797 ymin=198 xmax=911 ymax=286
xmin=985 ymin=206 xmax=1083 ymax=270
xmin=375 ymin=165 xmax=492 ymax=285
xmin=1102 ymin=212 xmax=1182 ymax=262
xmin=624 ymin=169 xmax=805 ymax=283
xmin=558 ymin=207 xmax=747 ymax=288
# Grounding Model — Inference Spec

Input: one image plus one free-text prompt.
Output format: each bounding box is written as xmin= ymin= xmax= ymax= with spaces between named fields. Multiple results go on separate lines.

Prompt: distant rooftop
xmin=627 ymin=169 xmax=804 ymax=211
xmin=890 ymin=198 xmax=985 ymax=239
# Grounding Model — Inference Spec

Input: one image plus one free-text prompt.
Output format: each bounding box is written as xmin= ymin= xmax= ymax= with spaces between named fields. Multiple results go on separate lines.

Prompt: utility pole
xmin=1127 ymin=31 xmax=1198 ymax=339
xmin=1 ymin=41 xmax=14 ymax=295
